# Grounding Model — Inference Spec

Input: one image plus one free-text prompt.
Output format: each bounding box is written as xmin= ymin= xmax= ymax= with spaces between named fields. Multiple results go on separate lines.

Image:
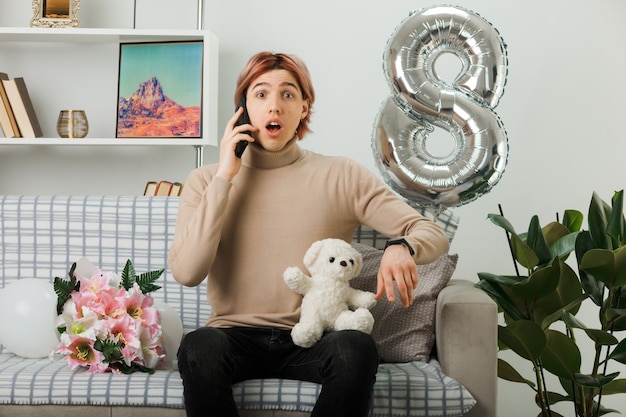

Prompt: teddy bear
xmin=283 ymin=238 xmax=377 ymax=348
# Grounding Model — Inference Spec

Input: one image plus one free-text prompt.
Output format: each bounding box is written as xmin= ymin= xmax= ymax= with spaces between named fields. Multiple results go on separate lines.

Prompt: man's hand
xmin=215 ymin=107 xmax=256 ymax=181
xmin=375 ymin=244 xmax=418 ymax=308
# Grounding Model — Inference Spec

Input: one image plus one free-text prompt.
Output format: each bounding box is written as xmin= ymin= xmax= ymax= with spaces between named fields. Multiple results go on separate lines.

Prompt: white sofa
xmin=0 ymin=195 xmax=497 ymax=417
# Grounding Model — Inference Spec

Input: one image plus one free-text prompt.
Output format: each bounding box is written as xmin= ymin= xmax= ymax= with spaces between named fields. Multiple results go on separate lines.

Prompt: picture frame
xmin=116 ymin=41 xmax=204 ymax=139
xmin=30 ymin=0 xmax=80 ymax=28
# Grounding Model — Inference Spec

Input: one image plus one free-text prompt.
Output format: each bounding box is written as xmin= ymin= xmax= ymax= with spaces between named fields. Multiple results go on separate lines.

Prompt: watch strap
xmin=384 ymin=237 xmax=415 ymax=256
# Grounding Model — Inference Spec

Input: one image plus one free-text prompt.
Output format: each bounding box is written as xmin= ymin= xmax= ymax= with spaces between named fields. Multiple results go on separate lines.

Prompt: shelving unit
xmin=0 ymin=27 xmax=219 ymax=166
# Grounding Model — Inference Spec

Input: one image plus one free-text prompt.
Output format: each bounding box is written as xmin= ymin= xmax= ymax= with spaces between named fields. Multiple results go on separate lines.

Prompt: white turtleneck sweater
xmin=167 ymin=139 xmax=449 ymax=329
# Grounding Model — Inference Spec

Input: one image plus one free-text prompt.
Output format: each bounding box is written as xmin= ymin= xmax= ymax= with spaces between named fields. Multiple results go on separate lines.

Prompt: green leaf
xmin=574 ymin=371 xmax=619 ymax=388
xmin=119 ymin=259 xmax=163 ymax=294
xmin=549 ymin=231 xmax=579 ymax=262
xmin=540 ymin=295 xmax=587 ymax=330
xmin=540 ymin=329 xmax=581 ymax=379
xmin=95 ymin=338 xmax=124 ymax=364
xmin=53 ymin=262 xmax=80 ymax=315
xmin=136 ymin=269 xmax=164 ymax=294
xmin=487 ymin=213 xmax=517 ymax=235
xmin=614 ymin=245 xmax=626 ymax=286
xmin=476 ymin=272 xmax=520 ymax=287
xmin=606 ymin=306 xmax=626 ymax=331
xmin=498 ymin=321 xmax=546 ymax=361
xmin=562 ymin=209 xmax=584 ymax=233
xmin=560 ymin=311 xmax=588 ymax=329
xmin=512 ymin=257 xmax=560 ymax=303
xmin=534 ymin=262 xmax=583 ymax=326
xmin=122 ymin=363 xmax=154 ymax=374
xmin=561 ymin=310 xmax=618 ymax=346
xmin=582 ymin=247 xmax=626 ymax=288
xmin=511 ymin=233 xmax=539 ymax=270
xmin=583 ymin=329 xmax=618 ymax=346
xmin=608 ymin=338 xmax=626 ymax=364
xmin=588 ymin=191 xmax=611 ymax=250
xmin=120 ymin=259 xmax=137 ymax=291
xmin=602 ymin=378 xmax=626 ymax=395
xmin=485 ymin=213 xmax=544 ymax=269
xmin=557 ymin=376 xmax=580 ymax=401
xmin=527 ymin=215 xmax=552 ymax=266
xmin=497 ymin=358 xmax=536 ymax=387
xmin=575 ymin=231 xmax=605 ymax=305
xmin=543 ymin=221 xmax=570 ymax=250
xmin=581 ymin=249 xmax=614 ymax=286
xmin=476 ymin=276 xmax=527 ymax=321
xmin=597 ymin=406 xmax=621 ymax=416
xmin=607 ymin=190 xmax=624 ymax=248
xmin=545 ymin=390 xmax=571 ymax=407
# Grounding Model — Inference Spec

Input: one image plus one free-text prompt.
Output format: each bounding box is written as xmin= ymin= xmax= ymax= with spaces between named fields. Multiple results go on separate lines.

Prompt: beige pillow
xmin=351 ymin=243 xmax=458 ymax=363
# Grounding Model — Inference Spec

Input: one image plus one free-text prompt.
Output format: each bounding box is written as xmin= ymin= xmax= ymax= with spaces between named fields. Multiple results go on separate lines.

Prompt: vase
xmin=56 ymin=110 xmax=88 ymax=138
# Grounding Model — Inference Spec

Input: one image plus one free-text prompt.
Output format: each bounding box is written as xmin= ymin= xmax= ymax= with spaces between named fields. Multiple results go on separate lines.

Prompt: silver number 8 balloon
xmin=372 ymin=5 xmax=509 ymax=209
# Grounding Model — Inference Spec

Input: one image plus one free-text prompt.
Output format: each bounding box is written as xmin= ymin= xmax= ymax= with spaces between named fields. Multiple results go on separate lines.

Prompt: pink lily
xmin=56 ymin=334 xmax=106 ymax=373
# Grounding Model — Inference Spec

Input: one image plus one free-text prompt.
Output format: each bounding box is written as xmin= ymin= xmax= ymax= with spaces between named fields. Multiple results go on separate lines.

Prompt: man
xmin=168 ymin=51 xmax=449 ymax=417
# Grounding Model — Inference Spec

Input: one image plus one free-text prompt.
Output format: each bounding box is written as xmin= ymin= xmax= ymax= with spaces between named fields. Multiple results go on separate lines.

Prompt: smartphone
xmin=234 ymin=96 xmax=250 ymax=158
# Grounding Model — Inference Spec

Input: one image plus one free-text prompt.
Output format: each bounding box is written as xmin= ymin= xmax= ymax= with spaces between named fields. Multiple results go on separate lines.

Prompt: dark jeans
xmin=177 ymin=326 xmax=379 ymax=417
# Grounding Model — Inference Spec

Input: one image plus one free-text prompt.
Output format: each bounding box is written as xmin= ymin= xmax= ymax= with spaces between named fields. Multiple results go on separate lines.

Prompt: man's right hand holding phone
xmin=216 ymin=107 xmax=255 ymax=182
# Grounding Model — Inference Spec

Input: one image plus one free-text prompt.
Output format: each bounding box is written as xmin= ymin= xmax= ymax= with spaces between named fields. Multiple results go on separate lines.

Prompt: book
xmin=144 ymin=180 xmax=182 ymax=196
xmin=0 ymin=72 xmax=20 ymax=138
xmin=143 ymin=181 xmax=157 ymax=196
xmin=1 ymin=77 xmax=43 ymax=138
xmin=154 ymin=180 xmax=174 ymax=196
xmin=170 ymin=182 xmax=183 ymax=196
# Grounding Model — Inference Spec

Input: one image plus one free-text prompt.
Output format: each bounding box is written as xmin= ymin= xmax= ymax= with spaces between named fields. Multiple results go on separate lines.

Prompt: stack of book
xmin=0 ymin=72 xmax=43 ymax=138
xmin=144 ymin=180 xmax=183 ymax=196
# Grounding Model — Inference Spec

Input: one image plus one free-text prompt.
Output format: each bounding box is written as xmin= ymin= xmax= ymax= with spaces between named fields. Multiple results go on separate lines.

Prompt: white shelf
xmin=0 ymin=27 xmax=219 ymax=161
xmin=0 ymin=27 xmax=207 ymax=44
xmin=0 ymin=137 xmax=208 ymax=146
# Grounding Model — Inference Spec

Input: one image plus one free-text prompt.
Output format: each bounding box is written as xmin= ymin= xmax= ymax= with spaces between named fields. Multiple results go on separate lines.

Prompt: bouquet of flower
xmin=54 ymin=260 xmax=165 ymax=374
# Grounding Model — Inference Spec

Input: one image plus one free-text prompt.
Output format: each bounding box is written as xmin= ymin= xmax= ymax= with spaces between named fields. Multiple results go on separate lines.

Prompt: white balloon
xmin=0 ymin=279 xmax=60 ymax=358
xmin=153 ymin=300 xmax=183 ymax=369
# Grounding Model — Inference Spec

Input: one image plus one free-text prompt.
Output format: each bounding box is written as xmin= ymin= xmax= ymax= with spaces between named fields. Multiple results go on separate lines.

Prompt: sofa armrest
xmin=435 ymin=279 xmax=497 ymax=417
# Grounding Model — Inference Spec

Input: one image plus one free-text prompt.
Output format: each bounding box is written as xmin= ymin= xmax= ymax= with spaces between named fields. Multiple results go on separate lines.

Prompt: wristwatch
xmin=384 ymin=237 xmax=415 ymax=256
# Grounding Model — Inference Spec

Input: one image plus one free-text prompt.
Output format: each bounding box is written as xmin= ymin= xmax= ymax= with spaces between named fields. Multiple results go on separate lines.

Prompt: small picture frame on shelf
xmin=116 ymin=41 xmax=204 ymax=139
xmin=30 ymin=0 xmax=80 ymax=28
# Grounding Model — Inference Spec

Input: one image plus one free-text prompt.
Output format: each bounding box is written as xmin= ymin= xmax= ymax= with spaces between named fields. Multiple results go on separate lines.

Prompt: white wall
xmin=1 ymin=1 xmax=625 ymax=415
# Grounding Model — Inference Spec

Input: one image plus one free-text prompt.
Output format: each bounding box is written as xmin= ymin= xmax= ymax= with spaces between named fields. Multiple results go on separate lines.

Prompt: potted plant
xmin=476 ymin=190 xmax=626 ymax=417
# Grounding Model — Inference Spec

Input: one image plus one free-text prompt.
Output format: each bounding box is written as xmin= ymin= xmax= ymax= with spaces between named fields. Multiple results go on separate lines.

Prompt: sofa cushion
xmin=351 ymin=243 xmax=458 ymax=363
xmin=0 ymin=346 xmax=474 ymax=417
